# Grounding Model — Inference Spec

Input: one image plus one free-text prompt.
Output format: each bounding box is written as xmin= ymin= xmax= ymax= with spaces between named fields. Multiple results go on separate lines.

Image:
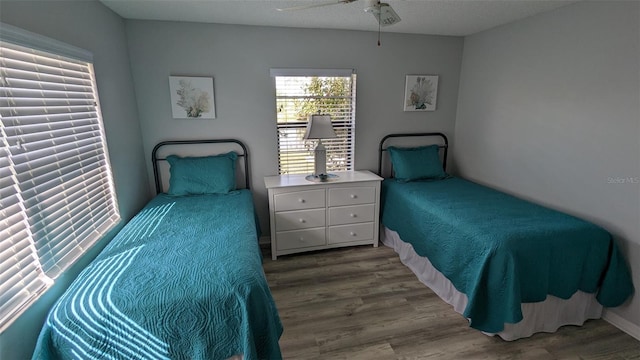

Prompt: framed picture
xmin=169 ymin=76 xmax=216 ymax=119
xmin=403 ymin=75 xmax=438 ymax=112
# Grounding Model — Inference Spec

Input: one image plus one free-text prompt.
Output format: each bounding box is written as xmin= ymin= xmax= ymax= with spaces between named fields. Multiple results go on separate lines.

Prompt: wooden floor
xmin=262 ymin=245 xmax=640 ymax=360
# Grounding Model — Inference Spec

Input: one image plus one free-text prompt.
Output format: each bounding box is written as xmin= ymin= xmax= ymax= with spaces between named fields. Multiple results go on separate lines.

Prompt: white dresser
xmin=264 ymin=170 xmax=383 ymax=260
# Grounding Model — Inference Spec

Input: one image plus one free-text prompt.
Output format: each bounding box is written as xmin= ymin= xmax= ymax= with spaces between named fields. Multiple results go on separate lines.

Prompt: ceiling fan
xmin=277 ymin=0 xmax=402 ymax=27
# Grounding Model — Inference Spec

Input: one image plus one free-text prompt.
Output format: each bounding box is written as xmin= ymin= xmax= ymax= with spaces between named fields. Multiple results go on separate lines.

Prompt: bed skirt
xmin=382 ymin=227 xmax=603 ymax=341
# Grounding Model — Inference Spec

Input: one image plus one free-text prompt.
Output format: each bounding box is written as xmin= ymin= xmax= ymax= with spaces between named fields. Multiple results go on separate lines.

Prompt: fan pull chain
xmin=377 ymin=11 xmax=381 ymax=46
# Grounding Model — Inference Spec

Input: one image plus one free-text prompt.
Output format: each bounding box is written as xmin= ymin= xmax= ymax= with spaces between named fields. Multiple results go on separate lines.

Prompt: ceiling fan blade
xmin=277 ymin=0 xmax=357 ymax=12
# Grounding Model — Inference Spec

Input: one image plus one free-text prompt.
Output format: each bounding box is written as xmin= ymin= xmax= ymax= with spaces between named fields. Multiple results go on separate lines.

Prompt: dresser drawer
xmin=328 ymin=223 xmax=374 ymax=244
xmin=275 ymin=209 xmax=325 ymax=231
xmin=328 ymin=187 xmax=375 ymax=207
xmin=328 ymin=204 xmax=375 ymax=226
xmin=276 ymin=228 xmax=326 ymax=251
xmin=274 ymin=189 xmax=325 ymax=211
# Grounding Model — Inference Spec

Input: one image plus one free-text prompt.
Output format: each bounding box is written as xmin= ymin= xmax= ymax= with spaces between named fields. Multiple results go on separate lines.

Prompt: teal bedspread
xmin=382 ymin=177 xmax=633 ymax=333
xmin=33 ymin=190 xmax=282 ymax=360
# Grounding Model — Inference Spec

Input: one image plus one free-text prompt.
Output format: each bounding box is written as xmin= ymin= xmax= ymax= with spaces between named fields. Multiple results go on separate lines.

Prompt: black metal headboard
xmin=151 ymin=139 xmax=250 ymax=194
xmin=378 ymin=132 xmax=449 ymax=176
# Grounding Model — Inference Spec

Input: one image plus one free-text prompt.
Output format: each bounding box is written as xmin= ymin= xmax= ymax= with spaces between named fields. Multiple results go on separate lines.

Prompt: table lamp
xmin=303 ymin=114 xmax=338 ymax=181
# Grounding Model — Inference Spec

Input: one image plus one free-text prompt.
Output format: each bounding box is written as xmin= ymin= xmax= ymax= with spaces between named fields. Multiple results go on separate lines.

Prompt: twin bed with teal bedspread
xmin=379 ymin=133 xmax=633 ymax=338
xmin=382 ymin=177 xmax=633 ymax=334
xmin=33 ymin=140 xmax=282 ymax=360
xmin=33 ymin=191 xmax=282 ymax=360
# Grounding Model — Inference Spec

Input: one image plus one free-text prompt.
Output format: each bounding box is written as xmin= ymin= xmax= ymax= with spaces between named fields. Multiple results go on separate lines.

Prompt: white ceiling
xmin=100 ymin=0 xmax=578 ymax=36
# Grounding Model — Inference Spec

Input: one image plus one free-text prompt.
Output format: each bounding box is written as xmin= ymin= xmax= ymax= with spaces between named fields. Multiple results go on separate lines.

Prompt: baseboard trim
xmin=603 ymin=309 xmax=640 ymax=341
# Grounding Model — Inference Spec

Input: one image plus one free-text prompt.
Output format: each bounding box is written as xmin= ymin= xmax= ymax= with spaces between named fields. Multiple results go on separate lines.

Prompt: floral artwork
xmin=169 ymin=76 xmax=216 ymax=119
xmin=403 ymin=75 xmax=438 ymax=112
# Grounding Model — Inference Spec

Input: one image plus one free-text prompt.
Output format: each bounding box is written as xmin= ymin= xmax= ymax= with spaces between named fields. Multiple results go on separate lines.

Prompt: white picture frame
xmin=169 ymin=76 xmax=216 ymax=119
xmin=403 ymin=75 xmax=438 ymax=112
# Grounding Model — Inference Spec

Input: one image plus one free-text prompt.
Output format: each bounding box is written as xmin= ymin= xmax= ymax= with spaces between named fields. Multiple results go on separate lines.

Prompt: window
xmin=0 ymin=25 xmax=120 ymax=331
xmin=272 ymin=69 xmax=356 ymax=175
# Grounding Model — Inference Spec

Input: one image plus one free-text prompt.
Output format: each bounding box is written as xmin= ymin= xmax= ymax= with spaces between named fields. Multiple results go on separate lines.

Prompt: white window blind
xmin=273 ymin=69 xmax=356 ymax=175
xmin=0 ymin=33 xmax=120 ymax=331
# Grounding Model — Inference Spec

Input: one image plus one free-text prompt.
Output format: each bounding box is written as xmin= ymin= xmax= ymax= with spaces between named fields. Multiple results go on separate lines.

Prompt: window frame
xmin=271 ymin=68 xmax=356 ymax=175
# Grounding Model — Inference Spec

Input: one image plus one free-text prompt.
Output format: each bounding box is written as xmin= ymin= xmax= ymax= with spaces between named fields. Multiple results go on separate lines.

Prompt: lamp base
xmin=305 ymin=173 xmax=339 ymax=183
xmin=314 ymin=140 xmax=327 ymax=176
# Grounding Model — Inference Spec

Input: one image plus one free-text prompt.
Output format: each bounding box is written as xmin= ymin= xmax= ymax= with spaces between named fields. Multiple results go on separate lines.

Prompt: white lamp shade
xmin=303 ymin=115 xmax=337 ymax=140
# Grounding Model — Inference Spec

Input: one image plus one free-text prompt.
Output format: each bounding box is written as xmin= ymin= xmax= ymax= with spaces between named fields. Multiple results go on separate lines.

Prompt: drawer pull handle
xmin=350 ymin=232 xmax=356 ymax=236
xmin=298 ymin=199 xmax=305 ymax=203
xmin=299 ymin=219 xmax=306 ymax=223
xmin=350 ymin=194 xmax=357 ymax=199
xmin=350 ymin=213 xmax=356 ymax=218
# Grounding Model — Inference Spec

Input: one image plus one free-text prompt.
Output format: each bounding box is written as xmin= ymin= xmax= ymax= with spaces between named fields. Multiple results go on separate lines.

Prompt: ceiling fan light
xmin=377 ymin=4 xmax=401 ymax=26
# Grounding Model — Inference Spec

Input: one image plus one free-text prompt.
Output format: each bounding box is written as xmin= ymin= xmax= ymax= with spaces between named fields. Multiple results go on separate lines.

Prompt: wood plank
xmin=262 ymin=245 xmax=640 ymax=359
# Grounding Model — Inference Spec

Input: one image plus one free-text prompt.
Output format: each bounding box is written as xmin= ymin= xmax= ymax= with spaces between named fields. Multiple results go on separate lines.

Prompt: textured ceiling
xmin=100 ymin=0 xmax=578 ymax=36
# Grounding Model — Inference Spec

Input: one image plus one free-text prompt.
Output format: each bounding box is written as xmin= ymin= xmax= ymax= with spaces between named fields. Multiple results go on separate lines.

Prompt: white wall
xmin=0 ymin=1 xmax=148 ymax=358
xmin=455 ymin=1 xmax=640 ymax=335
xmin=125 ymin=20 xmax=464 ymax=235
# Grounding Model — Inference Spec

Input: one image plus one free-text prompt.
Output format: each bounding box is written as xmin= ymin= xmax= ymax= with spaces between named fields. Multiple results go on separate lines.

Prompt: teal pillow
xmin=166 ymin=152 xmax=237 ymax=195
xmin=387 ymin=145 xmax=446 ymax=181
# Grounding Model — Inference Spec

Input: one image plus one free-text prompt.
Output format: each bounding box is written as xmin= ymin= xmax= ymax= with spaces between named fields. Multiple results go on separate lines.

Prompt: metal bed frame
xmin=378 ymin=132 xmax=449 ymax=176
xmin=151 ymin=139 xmax=250 ymax=194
